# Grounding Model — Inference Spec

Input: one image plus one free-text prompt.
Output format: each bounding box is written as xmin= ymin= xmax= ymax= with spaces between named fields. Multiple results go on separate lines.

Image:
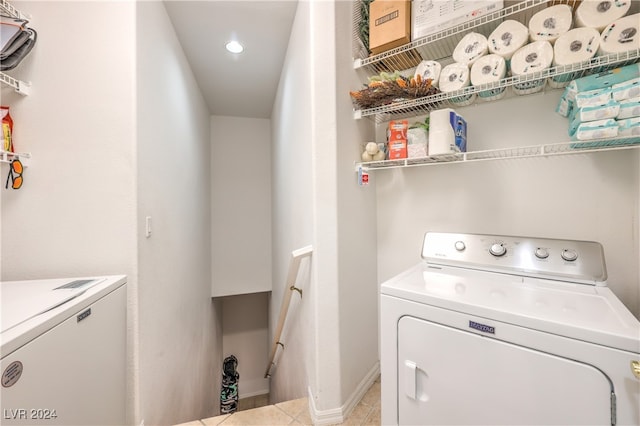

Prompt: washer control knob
xmin=489 ymin=243 xmax=507 ymax=257
xmin=535 ymin=248 xmax=549 ymax=259
xmin=561 ymin=249 xmax=578 ymax=262
xmin=454 ymin=241 xmax=466 ymax=252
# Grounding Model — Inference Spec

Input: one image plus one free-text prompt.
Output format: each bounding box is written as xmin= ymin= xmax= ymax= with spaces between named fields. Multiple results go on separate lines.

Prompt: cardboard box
xmin=412 ymin=0 xmax=503 ymax=40
xmin=369 ymin=0 xmax=411 ymax=55
xmin=388 ymin=120 xmax=409 ymax=159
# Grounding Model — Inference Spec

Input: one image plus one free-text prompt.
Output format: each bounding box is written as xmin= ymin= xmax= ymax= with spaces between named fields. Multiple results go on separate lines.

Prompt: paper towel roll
xmin=550 ymin=27 xmax=601 ymax=88
xmin=488 ymin=20 xmax=529 ymax=61
xmin=528 ymin=4 xmax=573 ymax=44
xmin=510 ymin=40 xmax=554 ymax=95
xmin=470 ymin=54 xmax=507 ymax=101
xmin=452 ymin=32 xmax=488 ymax=66
xmin=599 ymin=13 xmax=640 ymax=55
xmin=439 ymin=62 xmax=476 ymax=106
xmin=576 ymin=0 xmax=631 ymax=32
xmin=414 ymin=60 xmax=442 ymax=88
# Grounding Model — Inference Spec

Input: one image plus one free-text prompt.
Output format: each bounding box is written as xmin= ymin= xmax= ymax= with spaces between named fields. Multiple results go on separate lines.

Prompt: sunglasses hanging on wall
xmin=5 ymin=158 xmax=23 ymax=189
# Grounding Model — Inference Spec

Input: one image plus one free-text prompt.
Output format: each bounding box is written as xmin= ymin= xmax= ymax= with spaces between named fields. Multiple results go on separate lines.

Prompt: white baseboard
xmin=307 ymin=361 xmax=380 ymax=426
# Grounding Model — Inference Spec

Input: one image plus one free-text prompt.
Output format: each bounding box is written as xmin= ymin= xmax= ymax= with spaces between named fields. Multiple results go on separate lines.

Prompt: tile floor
xmin=176 ymin=376 xmax=381 ymax=426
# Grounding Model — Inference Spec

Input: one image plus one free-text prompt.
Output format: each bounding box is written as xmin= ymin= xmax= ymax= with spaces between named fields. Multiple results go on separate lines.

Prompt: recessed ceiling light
xmin=225 ymin=41 xmax=244 ymax=54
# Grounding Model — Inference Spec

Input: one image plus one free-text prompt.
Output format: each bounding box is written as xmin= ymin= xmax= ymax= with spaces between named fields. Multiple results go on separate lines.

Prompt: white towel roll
xmin=528 ymin=4 xmax=573 ymax=44
xmin=576 ymin=0 xmax=631 ymax=32
xmin=452 ymin=32 xmax=488 ymax=66
xmin=550 ymin=27 xmax=600 ymax=88
xmin=488 ymin=20 xmax=529 ymax=61
xmin=470 ymin=54 xmax=507 ymax=101
xmin=599 ymin=13 xmax=640 ymax=55
xmin=439 ymin=62 xmax=476 ymax=106
xmin=511 ymin=40 xmax=554 ymax=95
xmin=414 ymin=60 xmax=442 ymax=88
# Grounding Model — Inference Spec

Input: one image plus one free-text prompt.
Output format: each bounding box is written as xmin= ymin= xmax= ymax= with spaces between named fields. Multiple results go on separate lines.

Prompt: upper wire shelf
xmin=353 ymin=0 xmax=556 ymax=73
xmin=351 ymin=0 xmax=639 ymax=123
xmin=0 ymin=0 xmax=32 ymax=95
xmin=354 ymin=137 xmax=640 ymax=172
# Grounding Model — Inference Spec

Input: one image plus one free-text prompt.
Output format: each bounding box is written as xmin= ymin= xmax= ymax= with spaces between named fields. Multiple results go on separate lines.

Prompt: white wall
xmin=2 ymin=3 xmax=222 ymax=426
xmin=137 ymin=2 xmax=220 ymax=425
xmin=1 ymin=1 xmax=137 ymax=281
xmin=375 ymin=91 xmax=640 ymax=319
xmin=270 ymin=1 xmax=380 ymax=423
xmin=1 ymin=1 xmax=139 ymax=422
xmin=221 ymin=292 xmax=270 ymax=398
xmin=211 ymin=115 xmax=272 ymax=297
xmin=335 ymin=0 xmax=379 ymax=410
xmin=270 ymin=0 xmax=316 ymax=405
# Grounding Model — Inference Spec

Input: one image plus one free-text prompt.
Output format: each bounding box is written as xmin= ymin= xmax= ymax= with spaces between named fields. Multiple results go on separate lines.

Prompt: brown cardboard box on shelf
xmin=369 ymin=0 xmax=411 ymax=55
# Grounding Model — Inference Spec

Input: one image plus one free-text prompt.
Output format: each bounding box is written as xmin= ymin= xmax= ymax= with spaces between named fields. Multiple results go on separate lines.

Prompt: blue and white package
xmin=612 ymin=78 xmax=640 ymax=102
xmin=454 ymin=113 xmax=467 ymax=152
xmin=570 ymin=118 xmax=618 ymax=141
xmin=575 ymin=99 xmax=620 ymax=122
xmin=575 ymin=87 xmax=612 ymax=108
xmin=567 ymin=63 xmax=640 ymax=100
xmin=556 ymin=87 xmax=575 ymax=118
xmin=618 ymin=97 xmax=640 ymax=119
xmin=617 ymin=117 xmax=640 ymax=137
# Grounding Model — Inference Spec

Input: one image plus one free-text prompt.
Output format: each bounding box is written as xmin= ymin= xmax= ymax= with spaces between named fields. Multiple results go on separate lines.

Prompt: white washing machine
xmin=1 ymin=275 xmax=127 ymax=425
xmin=381 ymin=232 xmax=640 ymax=426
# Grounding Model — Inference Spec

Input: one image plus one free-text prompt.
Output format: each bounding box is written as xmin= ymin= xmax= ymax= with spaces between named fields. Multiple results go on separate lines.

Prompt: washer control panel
xmin=421 ymin=232 xmax=607 ymax=285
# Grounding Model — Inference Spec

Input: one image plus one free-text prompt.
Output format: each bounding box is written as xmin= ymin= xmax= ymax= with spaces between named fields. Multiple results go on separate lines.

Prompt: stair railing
xmin=264 ymin=245 xmax=313 ymax=378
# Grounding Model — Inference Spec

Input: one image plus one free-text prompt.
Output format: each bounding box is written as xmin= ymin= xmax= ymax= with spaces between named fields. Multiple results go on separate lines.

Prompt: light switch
xmin=145 ymin=216 xmax=152 ymax=238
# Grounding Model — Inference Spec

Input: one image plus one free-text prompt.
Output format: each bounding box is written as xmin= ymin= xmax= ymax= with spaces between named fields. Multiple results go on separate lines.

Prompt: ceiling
xmin=163 ymin=1 xmax=298 ymax=119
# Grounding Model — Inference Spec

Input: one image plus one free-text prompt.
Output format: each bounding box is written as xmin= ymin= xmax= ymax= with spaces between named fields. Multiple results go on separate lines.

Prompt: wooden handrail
xmin=264 ymin=245 xmax=313 ymax=378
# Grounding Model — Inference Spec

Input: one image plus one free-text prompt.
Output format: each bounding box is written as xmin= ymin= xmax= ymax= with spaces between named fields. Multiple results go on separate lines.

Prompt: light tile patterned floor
xmin=175 ymin=377 xmax=381 ymax=426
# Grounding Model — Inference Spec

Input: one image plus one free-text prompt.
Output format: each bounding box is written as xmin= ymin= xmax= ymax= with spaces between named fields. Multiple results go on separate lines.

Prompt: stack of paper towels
xmin=408 ymin=2 xmax=639 ymax=106
xmin=439 ymin=62 xmax=476 ymax=106
xmin=556 ymin=63 xmax=640 ymax=141
xmin=575 ymin=0 xmax=631 ymax=31
xmin=470 ymin=54 xmax=507 ymax=101
xmin=487 ymin=20 xmax=529 ymax=64
xmin=599 ymin=13 xmax=640 ymax=55
xmin=528 ymin=4 xmax=574 ymax=44
xmin=549 ymin=27 xmax=600 ymax=88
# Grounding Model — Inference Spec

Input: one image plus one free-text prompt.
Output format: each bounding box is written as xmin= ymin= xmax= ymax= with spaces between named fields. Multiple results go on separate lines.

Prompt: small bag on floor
xmin=220 ymin=355 xmax=239 ymax=414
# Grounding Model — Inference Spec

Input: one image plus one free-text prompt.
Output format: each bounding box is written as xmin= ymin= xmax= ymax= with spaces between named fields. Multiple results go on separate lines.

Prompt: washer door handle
xmin=632 ymin=361 xmax=640 ymax=380
xmin=404 ymin=360 xmax=417 ymax=400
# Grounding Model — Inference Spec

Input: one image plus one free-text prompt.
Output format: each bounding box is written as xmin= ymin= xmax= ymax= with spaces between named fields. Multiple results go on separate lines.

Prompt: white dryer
xmin=381 ymin=232 xmax=640 ymax=426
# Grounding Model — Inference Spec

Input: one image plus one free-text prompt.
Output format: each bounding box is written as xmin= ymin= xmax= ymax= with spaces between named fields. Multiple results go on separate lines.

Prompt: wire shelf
xmin=354 ymin=49 xmax=640 ymax=124
xmin=0 ymin=0 xmax=27 ymax=20
xmin=354 ymin=137 xmax=640 ymax=171
xmin=1 ymin=150 xmax=31 ymax=166
xmin=351 ymin=0 xmax=639 ymax=123
xmin=0 ymin=72 xmax=30 ymax=95
xmin=354 ymin=0 xmax=554 ymax=73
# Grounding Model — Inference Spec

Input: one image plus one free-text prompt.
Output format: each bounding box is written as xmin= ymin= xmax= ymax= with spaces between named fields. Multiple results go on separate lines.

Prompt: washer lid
xmin=1 ymin=276 xmax=127 ymax=357
xmin=381 ymin=263 xmax=640 ymax=353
